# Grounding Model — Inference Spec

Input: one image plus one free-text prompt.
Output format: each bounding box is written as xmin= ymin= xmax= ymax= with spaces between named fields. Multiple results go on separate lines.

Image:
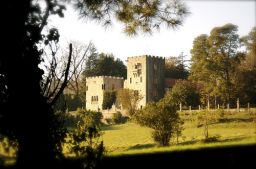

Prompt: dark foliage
xmin=83 ymin=53 xmax=127 ymax=78
xmin=166 ymin=80 xmax=200 ymax=107
xmin=54 ymin=93 xmax=84 ymax=112
xmin=102 ymin=91 xmax=116 ymax=110
xmin=112 ymin=112 xmax=128 ymax=124
xmin=165 ymin=55 xmax=189 ymax=79
xmin=66 ymin=122 xmax=104 ymax=169
xmin=0 ymin=1 xmax=66 ymax=168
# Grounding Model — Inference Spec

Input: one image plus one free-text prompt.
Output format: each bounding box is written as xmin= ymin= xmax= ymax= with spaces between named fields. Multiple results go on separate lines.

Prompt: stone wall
xmin=125 ymin=55 xmax=165 ymax=108
xmin=85 ymin=76 xmax=123 ymax=111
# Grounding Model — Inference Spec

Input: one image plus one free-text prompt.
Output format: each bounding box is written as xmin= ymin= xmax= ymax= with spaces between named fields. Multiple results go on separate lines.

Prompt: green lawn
xmin=1 ymin=109 xmax=256 ymax=160
xmin=102 ymin=109 xmax=256 ymax=156
xmin=102 ymin=123 xmax=154 ymax=153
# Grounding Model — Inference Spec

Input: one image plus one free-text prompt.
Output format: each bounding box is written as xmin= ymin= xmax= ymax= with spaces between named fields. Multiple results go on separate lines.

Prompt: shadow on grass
xmin=127 ymin=144 xmax=156 ymax=151
xmin=101 ymin=144 xmax=256 ymax=169
xmin=177 ymin=135 xmax=251 ymax=145
xmin=217 ymin=135 xmax=251 ymax=143
xmin=218 ymin=118 xmax=253 ymax=123
xmin=177 ymin=139 xmax=199 ymax=145
xmin=199 ymin=135 xmax=251 ymax=144
xmin=196 ymin=118 xmax=254 ymax=127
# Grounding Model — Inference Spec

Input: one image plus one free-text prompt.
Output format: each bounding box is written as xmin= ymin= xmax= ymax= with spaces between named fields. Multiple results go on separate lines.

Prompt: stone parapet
xmin=86 ymin=76 xmax=124 ymax=80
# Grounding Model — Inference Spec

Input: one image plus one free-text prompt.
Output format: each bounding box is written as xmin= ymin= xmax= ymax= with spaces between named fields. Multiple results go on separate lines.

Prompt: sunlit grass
xmin=1 ymin=109 xmax=256 ymax=161
xmin=101 ymin=123 xmax=154 ymax=153
xmin=102 ymin=109 xmax=256 ymax=156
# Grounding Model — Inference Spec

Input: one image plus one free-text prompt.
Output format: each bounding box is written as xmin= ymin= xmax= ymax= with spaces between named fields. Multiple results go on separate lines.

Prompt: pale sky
xmin=49 ymin=0 xmax=256 ymax=62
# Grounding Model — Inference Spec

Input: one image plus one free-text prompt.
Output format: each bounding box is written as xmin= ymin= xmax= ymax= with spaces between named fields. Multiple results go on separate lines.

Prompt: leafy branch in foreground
xmin=73 ymin=0 xmax=189 ymax=35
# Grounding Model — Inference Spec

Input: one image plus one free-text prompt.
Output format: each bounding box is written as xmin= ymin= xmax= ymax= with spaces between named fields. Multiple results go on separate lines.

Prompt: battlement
xmin=127 ymin=55 xmax=165 ymax=60
xmin=86 ymin=76 xmax=124 ymax=80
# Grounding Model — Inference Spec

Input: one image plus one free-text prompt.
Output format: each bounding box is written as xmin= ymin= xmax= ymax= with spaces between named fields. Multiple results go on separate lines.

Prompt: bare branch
xmin=50 ymin=43 xmax=73 ymax=106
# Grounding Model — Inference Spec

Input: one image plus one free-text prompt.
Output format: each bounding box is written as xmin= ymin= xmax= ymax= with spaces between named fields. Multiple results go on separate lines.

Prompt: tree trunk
xmin=2 ymin=1 xmax=61 ymax=168
xmin=9 ymin=51 xmax=60 ymax=169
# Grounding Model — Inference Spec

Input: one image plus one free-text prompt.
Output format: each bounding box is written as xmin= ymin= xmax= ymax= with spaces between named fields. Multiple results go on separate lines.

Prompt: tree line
xmin=190 ymin=24 xmax=256 ymax=107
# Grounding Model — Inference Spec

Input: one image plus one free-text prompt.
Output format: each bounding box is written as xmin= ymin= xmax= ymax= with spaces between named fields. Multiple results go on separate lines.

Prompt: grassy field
xmin=1 ymin=109 xmax=256 ymax=162
xmin=102 ymin=109 xmax=256 ymax=156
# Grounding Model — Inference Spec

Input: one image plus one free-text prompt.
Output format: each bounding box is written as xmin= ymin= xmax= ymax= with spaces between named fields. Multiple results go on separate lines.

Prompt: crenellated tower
xmin=124 ymin=55 xmax=165 ymax=108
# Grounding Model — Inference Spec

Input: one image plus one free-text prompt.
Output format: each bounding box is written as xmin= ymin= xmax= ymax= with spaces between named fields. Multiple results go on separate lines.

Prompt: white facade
xmin=85 ymin=76 xmax=123 ymax=111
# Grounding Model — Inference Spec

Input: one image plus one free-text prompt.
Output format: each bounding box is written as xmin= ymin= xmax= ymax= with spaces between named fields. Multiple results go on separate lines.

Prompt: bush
xmin=152 ymin=130 xmax=172 ymax=146
xmin=76 ymin=108 xmax=103 ymax=128
xmin=104 ymin=118 xmax=113 ymax=125
xmin=134 ymin=101 xmax=183 ymax=146
xmin=112 ymin=112 xmax=123 ymax=124
xmin=116 ymin=89 xmax=143 ymax=116
xmin=63 ymin=108 xmax=105 ymax=169
xmin=65 ymin=124 xmax=104 ymax=169
xmin=111 ymin=112 xmax=129 ymax=124
xmin=64 ymin=113 xmax=80 ymax=129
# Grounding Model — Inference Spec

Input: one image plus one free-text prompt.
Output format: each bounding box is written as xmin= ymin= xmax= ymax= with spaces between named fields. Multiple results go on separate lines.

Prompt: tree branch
xmin=50 ymin=43 xmax=72 ymax=107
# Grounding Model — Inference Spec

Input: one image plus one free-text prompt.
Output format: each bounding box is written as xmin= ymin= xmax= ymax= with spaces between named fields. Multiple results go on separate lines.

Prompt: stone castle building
xmin=85 ymin=55 xmax=165 ymax=112
xmin=85 ymin=76 xmax=124 ymax=111
xmin=124 ymin=55 xmax=165 ymax=108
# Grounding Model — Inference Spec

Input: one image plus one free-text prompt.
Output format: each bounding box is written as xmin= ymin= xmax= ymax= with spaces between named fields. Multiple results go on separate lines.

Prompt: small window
xmin=135 ymin=63 xmax=142 ymax=69
xmin=91 ymin=96 xmax=98 ymax=103
xmin=86 ymin=86 xmax=88 ymax=91
xmin=140 ymin=77 xmax=142 ymax=82
xmin=130 ymin=78 xmax=132 ymax=83
xmin=138 ymin=69 xmax=142 ymax=75
xmin=102 ymin=84 xmax=105 ymax=90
